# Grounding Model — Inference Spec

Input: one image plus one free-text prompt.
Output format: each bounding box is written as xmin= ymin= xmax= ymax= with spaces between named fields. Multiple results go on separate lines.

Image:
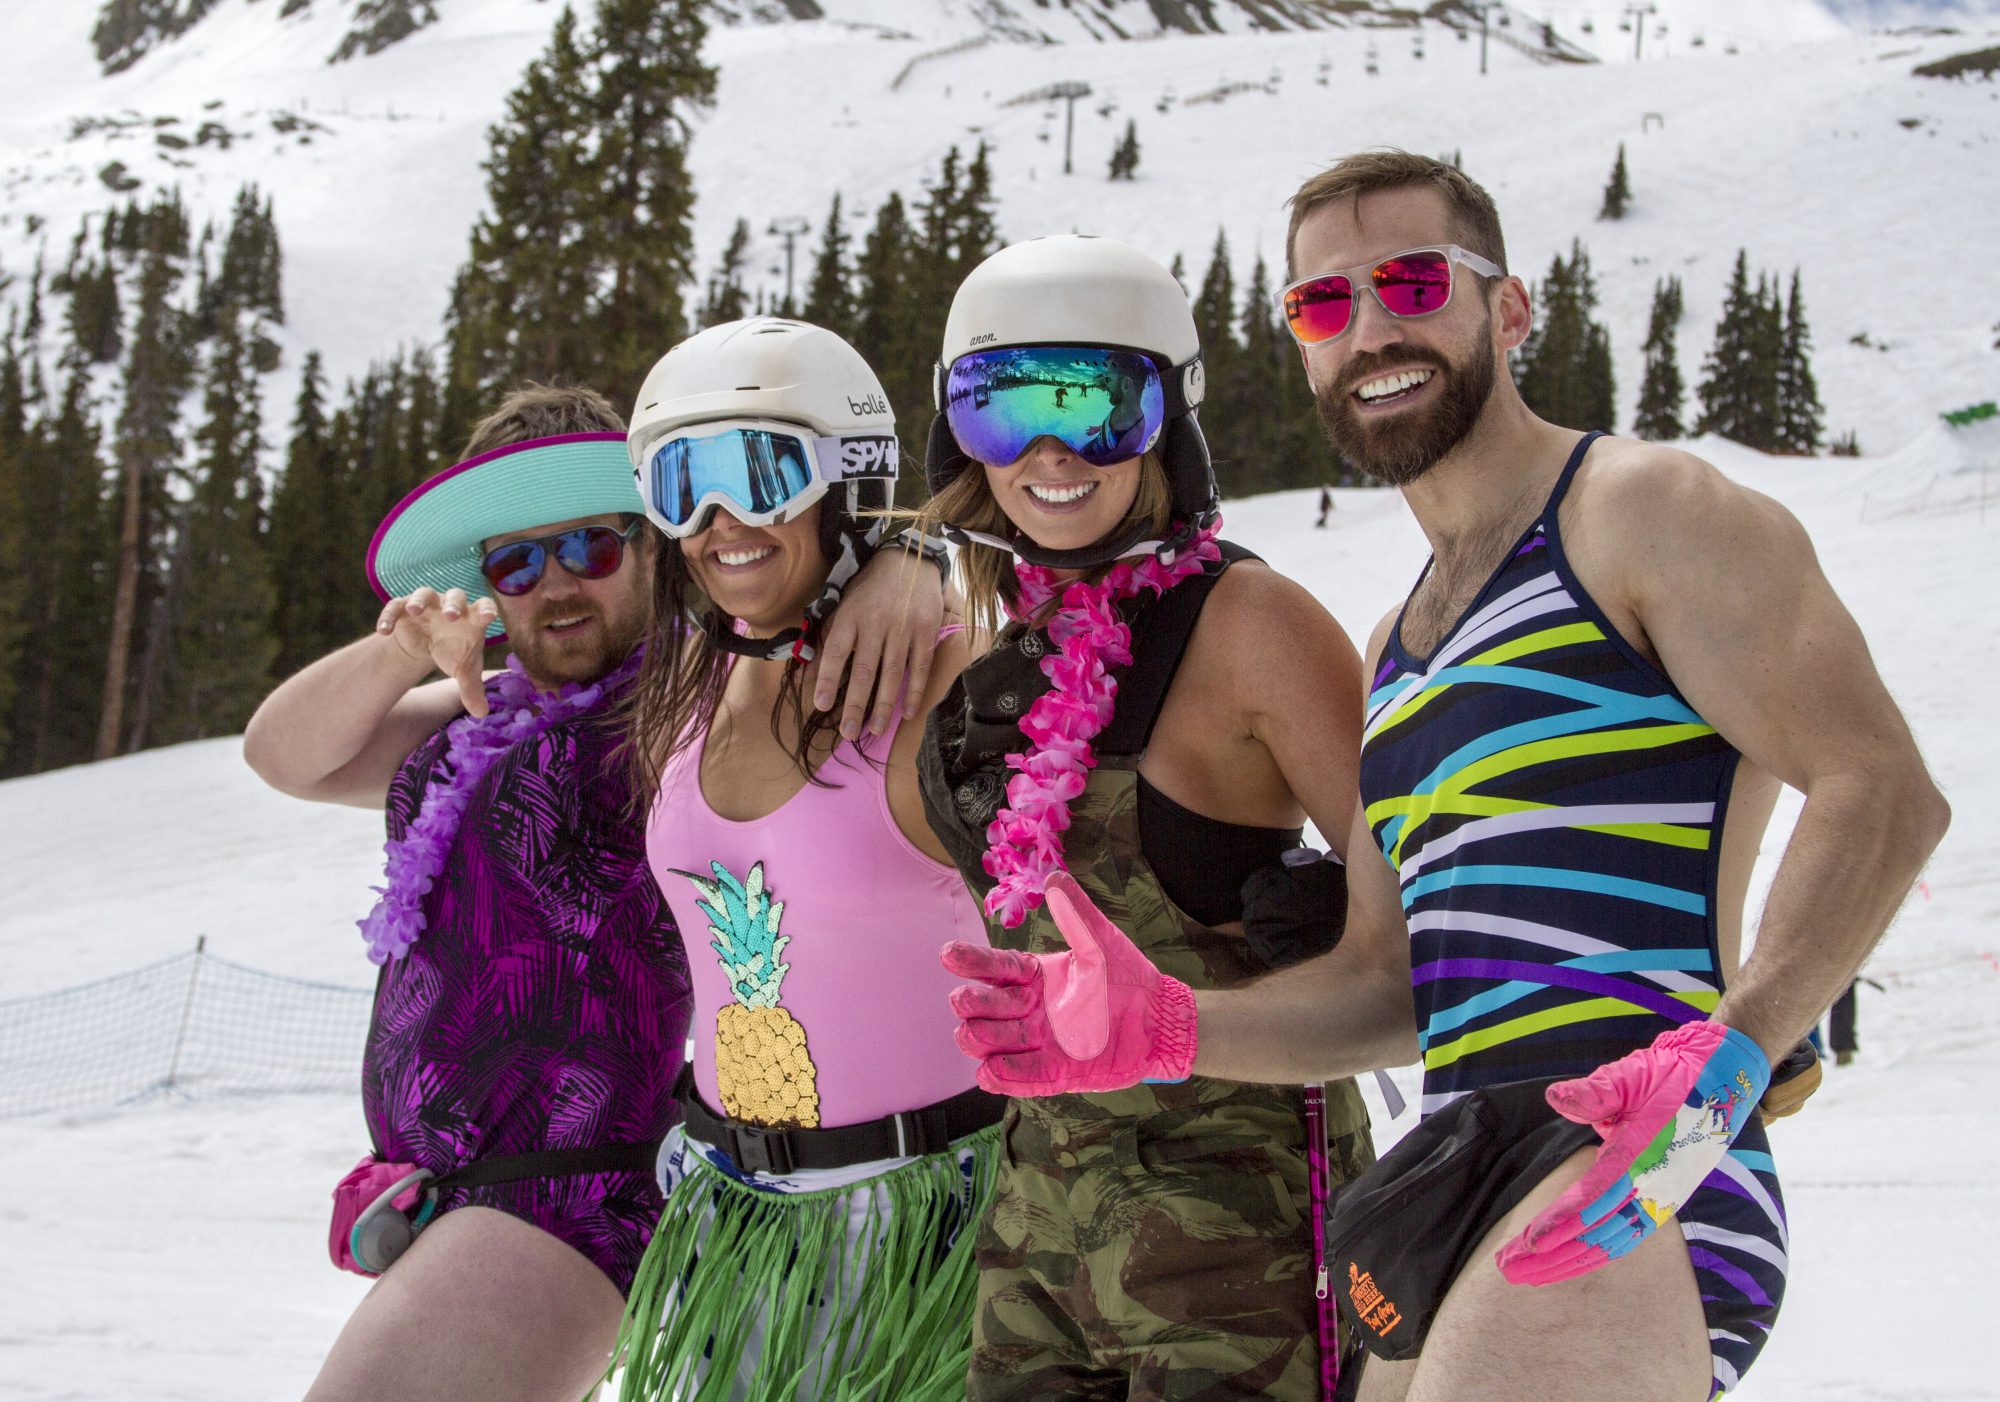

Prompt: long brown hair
xmin=618 ymin=517 xmax=878 ymax=819
xmin=902 ymin=450 xmax=1174 ymax=635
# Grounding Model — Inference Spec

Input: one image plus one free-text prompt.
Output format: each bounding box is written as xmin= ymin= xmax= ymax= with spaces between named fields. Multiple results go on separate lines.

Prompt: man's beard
xmin=503 ymin=601 xmax=646 ymax=688
xmin=1313 ymin=330 xmax=1496 ymax=488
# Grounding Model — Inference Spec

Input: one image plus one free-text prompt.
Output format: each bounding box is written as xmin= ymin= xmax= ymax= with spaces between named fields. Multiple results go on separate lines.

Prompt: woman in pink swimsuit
xmin=609 ymin=318 xmax=1000 ymax=1401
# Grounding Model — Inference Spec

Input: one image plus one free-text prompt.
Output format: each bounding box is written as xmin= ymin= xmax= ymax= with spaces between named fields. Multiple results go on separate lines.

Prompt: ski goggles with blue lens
xmin=942 ymin=346 xmax=1170 ymax=470
xmin=635 ymin=420 xmax=899 ymax=538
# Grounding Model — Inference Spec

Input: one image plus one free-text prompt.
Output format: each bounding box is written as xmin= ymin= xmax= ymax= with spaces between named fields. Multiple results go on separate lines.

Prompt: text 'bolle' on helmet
xmin=925 ymin=234 xmax=1215 ymax=569
xmin=627 ymin=317 xmax=902 ymax=661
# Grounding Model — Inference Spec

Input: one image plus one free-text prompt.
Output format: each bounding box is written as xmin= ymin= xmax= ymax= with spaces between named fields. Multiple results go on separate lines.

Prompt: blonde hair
xmin=902 ymin=451 xmax=1174 ymax=635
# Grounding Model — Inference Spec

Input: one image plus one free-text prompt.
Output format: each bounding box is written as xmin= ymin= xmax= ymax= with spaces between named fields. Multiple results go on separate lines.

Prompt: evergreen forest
xmin=0 ymin=5 xmax=1830 ymax=778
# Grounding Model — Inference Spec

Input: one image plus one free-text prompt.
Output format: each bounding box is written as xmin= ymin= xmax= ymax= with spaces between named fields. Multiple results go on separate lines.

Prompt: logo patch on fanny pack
xmin=1348 ymin=1262 xmax=1404 ymax=1337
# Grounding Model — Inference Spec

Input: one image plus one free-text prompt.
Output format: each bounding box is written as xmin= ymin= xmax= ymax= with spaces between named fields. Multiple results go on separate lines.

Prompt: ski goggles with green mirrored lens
xmin=635 ymin=420 xmax=899 ymax=538
xmin=942 ymin=346 xmax=1171 ymax=469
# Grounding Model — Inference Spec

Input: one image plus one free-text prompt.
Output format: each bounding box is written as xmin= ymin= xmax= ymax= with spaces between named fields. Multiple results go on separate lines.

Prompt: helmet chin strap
xmin=707 ymin=612 xmax=818 ymax=662
xmin=692 ymin=500 xmax=950 ymax=665
xmin=944 ymin=507 xmax=1216 ymax=572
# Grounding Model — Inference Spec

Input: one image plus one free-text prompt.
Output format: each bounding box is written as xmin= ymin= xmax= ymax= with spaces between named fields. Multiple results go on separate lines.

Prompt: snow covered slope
xmin=3 ymin=430 xmax=1996 ymax=1398
xmin=1 ymin=0 xmax=1997 ymax=455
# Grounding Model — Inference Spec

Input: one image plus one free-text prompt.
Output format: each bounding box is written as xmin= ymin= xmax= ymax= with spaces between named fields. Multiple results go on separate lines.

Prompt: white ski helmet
xmin=926 ymin=234 xmax=1215 ymax=567
xmin=628 ymin=317 xmax=902 ymax=660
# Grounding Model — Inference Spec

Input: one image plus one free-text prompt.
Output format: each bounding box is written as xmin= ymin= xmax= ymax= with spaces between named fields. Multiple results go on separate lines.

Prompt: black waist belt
xmin=429 ymin=1140 xmax=658 ymax=1196
xmin=674 ymin=1065 xmax=1003 ymax=1176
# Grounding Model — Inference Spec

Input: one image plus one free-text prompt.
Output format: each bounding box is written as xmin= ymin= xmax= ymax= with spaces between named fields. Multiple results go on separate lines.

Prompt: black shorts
xmin=1325 ymin=1077 xmax=1598 ymax=1362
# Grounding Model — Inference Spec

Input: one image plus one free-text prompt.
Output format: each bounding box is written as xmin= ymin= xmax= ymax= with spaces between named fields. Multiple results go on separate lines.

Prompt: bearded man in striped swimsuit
xmin=944 ymin=151 xmax=1948 ymax=1401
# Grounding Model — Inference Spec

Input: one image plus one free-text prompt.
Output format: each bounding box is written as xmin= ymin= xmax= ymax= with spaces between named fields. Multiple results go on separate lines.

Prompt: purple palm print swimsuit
xmin=362 ymin=664 xmax=691 ymax=1292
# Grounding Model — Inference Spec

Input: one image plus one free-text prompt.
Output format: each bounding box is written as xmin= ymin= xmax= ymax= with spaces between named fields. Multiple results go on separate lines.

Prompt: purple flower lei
xmin=357 ymin=650 xmax=640 ymax=964
xmin=981 ymin=519 xmax=1223 ymax=929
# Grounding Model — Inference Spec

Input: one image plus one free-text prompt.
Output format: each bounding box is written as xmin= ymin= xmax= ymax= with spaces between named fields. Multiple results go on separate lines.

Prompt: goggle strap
xmin=1163 ymin=356 xmax=1205 ymax=415
xmin=812 ymin=433 xmax=901 ymax=483
xmin=945 ymin=523 xmax=1174 ymax=568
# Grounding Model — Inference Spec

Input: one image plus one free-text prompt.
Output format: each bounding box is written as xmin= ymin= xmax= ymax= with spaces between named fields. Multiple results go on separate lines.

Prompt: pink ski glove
xmin=1496 ymin=1020 xmax=1770 ymax=1286
xmin=942 ymin=871 xmax=1198 ymax=1096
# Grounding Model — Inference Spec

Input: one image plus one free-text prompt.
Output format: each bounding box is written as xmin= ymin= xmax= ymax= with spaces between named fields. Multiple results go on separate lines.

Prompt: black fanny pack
xmin=1326 ymin=1077 xmax=1599 ymax=1361
xmin=675 ymin=1065 xmax=1003 ymax=1176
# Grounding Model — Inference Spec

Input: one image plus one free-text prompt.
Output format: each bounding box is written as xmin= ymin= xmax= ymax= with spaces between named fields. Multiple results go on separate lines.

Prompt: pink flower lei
xmin=357 ymin=650 xmax=638 ymax=964
xmin=981 ymin=519 xmax=1223 ymax=928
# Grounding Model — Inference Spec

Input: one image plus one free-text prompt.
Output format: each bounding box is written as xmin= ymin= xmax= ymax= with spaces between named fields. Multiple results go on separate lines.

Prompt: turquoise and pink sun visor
xmin=365 ymin=432 xmax=645 ymax=638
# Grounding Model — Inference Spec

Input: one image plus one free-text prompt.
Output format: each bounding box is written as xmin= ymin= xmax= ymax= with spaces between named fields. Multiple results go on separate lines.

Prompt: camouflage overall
xmin=920 ymin=558 xmax=1374 ymax=1401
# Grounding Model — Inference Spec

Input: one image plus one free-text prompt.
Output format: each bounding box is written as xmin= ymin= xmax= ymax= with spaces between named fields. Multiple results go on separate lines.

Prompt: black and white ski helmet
xmin=628 ymin=317 xmax=902 ymax=661
xmin=925 ymin=234 xmax=1216 ymax=568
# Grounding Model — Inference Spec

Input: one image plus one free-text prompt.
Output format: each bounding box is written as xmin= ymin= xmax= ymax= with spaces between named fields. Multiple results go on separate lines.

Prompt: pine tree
xmin=852 ymin=195 xmax=910 ymax=370
xmin=0 ymin=333 xmax=26 ymax=763
xmin=444 ymin=0 xmax=715 ymax=408
xmin=4 ymin=354 xmax=115 ymax=775
xmin=947 ymin=142 xmax=1001 ymax=281
xmin=802 ymin=193 xmax=856 ymax=341
xmin=1775 ymin=270 xmax=1824 ymax=455
xmin=68 ymin=259 xmax=124 ymax=364
xmin=1633 ymin=275 xmax=1685 ymax=440
xmin=444 ymin=5 xmax=598 ymax=408
xmin=267 ymin=351 xmax=357 ymax=678
xmin=894 ymin=147 xmax=1001 ymax=503
xmin=23 ymin=253 xmax=44 ymax=345
xmin=1192 ymin=231 xmax=1243 ymax=494
xmin=1229 ymin=255 xmax=1301 ymax=495
xmin=99 ymin=196 xmax=195 ymax=759
xmin=584 ymin=0 xmax=716 ymax=395
xmin=1108 ymin=120 xmax=1140 ymax=180
xmin=155 ymin=307 xmax=275 ymax=744
xmin=219 ymin=184 xmax=283 ymax=324
xmin=1696 ymin=252 xmax=1759 ymax=446
xmin=1598 ymin=144 xmax=1631 ymax=220
xmin=1749 ymin=273 xmax=1786 ymax=451
xmin=1514 ymin=240 xmax=1614 ymax=432
xmin=702 ymin=218 xmax=753 ymax=327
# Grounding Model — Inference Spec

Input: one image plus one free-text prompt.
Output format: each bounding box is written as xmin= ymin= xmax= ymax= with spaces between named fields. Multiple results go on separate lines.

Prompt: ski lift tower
xmin=1622 ymin=2 xmax=1658 ymax=61
xmin=1002 ymin=80 xmax=1096 ymax=173
xmin=1050 ymin=81 xmax=1092 ymax=174
xmin=767 ymin=216 xmax=811 ymax=311
xmin=1461 ymin=2 xmax=1492 ymax=76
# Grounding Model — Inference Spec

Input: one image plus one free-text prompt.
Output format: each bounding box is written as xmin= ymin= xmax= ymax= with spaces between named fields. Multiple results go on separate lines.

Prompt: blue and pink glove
xmin=942 ymin=872 xmax=1198 ymax=1096
xmin=1496 ymin=1020 xmax=1770 ymax=1286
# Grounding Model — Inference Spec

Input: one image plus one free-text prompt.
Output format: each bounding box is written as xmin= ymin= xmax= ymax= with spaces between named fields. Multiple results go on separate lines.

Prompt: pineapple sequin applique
xmin=676 ymin=859 xmax=821 ymax=1129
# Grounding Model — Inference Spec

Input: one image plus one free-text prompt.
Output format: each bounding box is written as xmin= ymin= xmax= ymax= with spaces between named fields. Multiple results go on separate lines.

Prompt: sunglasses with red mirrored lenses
xmin=477 ymin=520 xmax=643 ymax=597
xmin=1278 ymin=245 xmax=1505 ymax=347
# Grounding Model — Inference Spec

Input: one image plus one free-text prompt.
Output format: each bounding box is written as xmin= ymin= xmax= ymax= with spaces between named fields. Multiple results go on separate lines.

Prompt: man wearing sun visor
xmin=242 ymin=378 xmax=947 ymax=1402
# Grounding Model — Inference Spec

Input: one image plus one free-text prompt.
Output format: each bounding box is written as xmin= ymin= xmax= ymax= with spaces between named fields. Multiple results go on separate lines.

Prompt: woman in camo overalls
xmin=915 ymin=235 xmax=1377 ymax=1401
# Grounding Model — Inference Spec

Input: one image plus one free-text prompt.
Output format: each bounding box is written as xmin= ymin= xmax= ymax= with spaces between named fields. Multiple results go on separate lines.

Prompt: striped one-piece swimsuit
xmin=1357 ymin=433 xmax=1787 ymax=1396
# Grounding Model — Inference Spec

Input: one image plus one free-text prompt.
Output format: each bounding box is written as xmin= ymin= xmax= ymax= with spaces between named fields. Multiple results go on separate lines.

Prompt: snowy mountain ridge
xmin=74 ymin=0 xmax=1833 ymax=73
xmin=1 ymin=0 xmax=1997 ymax=457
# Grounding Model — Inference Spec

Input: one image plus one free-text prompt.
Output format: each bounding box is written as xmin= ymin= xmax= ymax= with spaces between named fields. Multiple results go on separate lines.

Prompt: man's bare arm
xmin=242 ymin=589 xmax=491 ymax=809
xmin=1194 ymin=602 xmax=1419 ymax=1083
xmin=1596 ymin=448 xmax=1950 ymax=1061
xmin=1193 ymin=801 xmax=1419 ymax=1083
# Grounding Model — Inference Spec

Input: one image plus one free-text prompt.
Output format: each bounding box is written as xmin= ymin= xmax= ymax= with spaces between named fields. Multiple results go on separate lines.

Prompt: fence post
xmin=164 ymin=935 xmax=206 ymax=1098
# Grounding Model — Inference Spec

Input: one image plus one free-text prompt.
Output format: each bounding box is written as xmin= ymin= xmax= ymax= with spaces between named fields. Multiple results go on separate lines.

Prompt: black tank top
xmin=921 ymin=542 xmax=1301 ymax=925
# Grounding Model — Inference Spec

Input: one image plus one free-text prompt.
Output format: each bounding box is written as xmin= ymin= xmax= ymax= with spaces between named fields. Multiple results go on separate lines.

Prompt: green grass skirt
xmin=610 ymin=1125 xmax=1000 ymax=1402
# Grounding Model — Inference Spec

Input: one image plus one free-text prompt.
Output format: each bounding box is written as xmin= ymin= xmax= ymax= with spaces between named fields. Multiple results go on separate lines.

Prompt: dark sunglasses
xmin=1278 ymin=245 xmax=1505 ymax=346
xmin=477 ymin=519 xmax=644 ymax=597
